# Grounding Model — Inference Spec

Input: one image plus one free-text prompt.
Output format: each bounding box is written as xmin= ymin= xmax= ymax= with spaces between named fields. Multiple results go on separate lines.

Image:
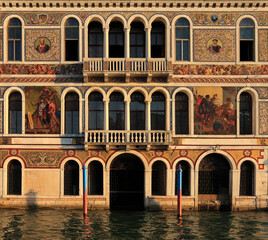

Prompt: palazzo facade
xmin=0 ymin=0 xmax=267 ymax=211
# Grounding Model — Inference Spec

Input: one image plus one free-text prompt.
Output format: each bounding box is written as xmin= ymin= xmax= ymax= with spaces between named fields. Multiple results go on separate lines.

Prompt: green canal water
xmin=0 ymin=209 xmax=267 ymax=239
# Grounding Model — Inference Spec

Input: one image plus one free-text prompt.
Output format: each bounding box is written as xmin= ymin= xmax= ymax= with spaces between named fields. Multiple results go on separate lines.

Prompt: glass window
xmin=240 ymin=18 xmax=255 ymax=61
xmin=88 ymin=21 xmax=103 ymax=58
xmin=109 ymin=22 xmax=124 ymax=58
xmin=8 ymin=18 xmax=22 ymax=61
xmin=109 ymin=92 xmax=125 ymax=130
xmin=151 ymin=92 xmax=165 ymax=130
xmin=240 ymin=92 xmax=252 ymax=135
xmin=65 ymin=92 xmax=79 ymax=134
xmin=88 ymin=92 xmax=104 ymax=130
xmin=175 ymin=18 xmax=190 ymax=61
xmin=130 ymin=22 xmax=145 ymax=58
xmin=9 ymin=92 xmax=22 ymax=134
xmin=130 ymin=92 xmax=145 ymax=130
xmin=151 ymin=22 xmax=165 ymax=58
xmin=175 ymin=92 xmax=189 ymax=134
xmin=65 ymin=18 xmax=79 ymax=61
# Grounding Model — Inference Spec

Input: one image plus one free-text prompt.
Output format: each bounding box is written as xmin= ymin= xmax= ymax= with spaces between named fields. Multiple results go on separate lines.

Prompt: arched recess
xmin=172 ymin=157 xmax=194 ymax=196
xmin=236 ymin=15 xmax=258 ymax=63
xmin=105 ymin=14 xmax=127 ymax=29
xmin=237 ymin=158 xmax=258 ymax=196
xmin=4 ymin=87 xmax=25 ymax=134
xmin=3 ymin=15 xmax=25 ymax=62
xmin=171 ymin=15 xmax=193 ymax=62
xmin=85 ymin=88 xmax=107 ymax=132
xmin=84 ymin=15 xmax=106 ymax=59
xmin=149 ymin=87 xmax=170 ymax=131
xmin=61 ymin=87 xmax=83 ymax=135
xmin=2 ymin=156 xmax=25 ymax=196
xmin=127 ymin=14 xmax=149 ymax=29
xmin=236 ymin=88 xmax=259 ymax=136
xmin=172 ymin=87 xmax=194 ymax=135
xmin=60 ymin=157 xmax=82 ymax=197
xmin=61 ymin=15 xmax=83 ymax=62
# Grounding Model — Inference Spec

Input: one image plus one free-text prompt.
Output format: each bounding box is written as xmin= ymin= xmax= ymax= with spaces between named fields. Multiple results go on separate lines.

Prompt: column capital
xmin=124 ymin=27 xmax=131 ymax=31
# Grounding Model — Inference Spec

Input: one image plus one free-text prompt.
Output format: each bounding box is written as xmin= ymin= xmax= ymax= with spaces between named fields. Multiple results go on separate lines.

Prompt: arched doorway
xmin=64 ymin=160 xmax=79 ymax=195
xmin=198 ymin=154 xmax=230 ymax=203
xmin=7 ymin=160 xmax=22 ymax=195
xmin=110 ymin=154 xmax=144 ymax=210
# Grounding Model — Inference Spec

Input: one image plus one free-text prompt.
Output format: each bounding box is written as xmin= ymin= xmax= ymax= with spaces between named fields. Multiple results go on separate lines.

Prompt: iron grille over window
xmin=240 ymin=92 xmax=252 ymax=135
xmin=88 ymin=92 xmax=104 ymax=130
xmin=175 ymin=18 xmax=190 ymax=61
xmin=130 ymin=92 xmax=145 ymax=130
xmin=65 ymin=18 xmax=79 ymax=61
xmin=175 ymin=92 xmax=189 ymax=134
xmin=9 ymin=91 xmax=22 ymax=134
xmin=8 ymin=18 xmax=22 ymax=61
xmin=7 ymin=160 xmax=22 ymax=195
xmin=65 ymin=92 xmax=79 ymax=134
xmin=151 ymin=22 xmax=165 ymax=58
xmin=88 ymin=21 xmax=103 ymax=58
xmin=240 ymin=18 xmax=255 ymax=61
xmin=130 ymin=22 xmax=145 ymax=58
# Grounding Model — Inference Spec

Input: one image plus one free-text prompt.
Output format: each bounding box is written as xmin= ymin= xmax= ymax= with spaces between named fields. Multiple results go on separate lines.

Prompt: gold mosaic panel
xmin=0 ymin=30 xmax=2 ymax=61
xmin=259 ymin=30 xmax=268 ymax=62
xmin=25 ymin=29 xmax=60 ymax=61
xmin=259 ymin=102 xmax=268 ymax=134
xmin=194 ymin=30 xmax=236 ymax=62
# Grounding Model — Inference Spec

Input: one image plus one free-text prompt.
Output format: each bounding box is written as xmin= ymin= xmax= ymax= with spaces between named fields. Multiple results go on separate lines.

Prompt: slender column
xmin=166 ymin=26 xmax=171 ymax=59
xmin=103 ymin=27 xmax=109 ymax=58
xmin=125 ymin=100 xmax=130 ymax=131
xmin=124 ymin=27 xmax=130 ymax=59
xmin=145 ymin=27 xmax=151 ymax=59
xmin=146 ymin=101 xmax=151 ymax=130
xmin=104 ymin=100 xmax=109 ymax=130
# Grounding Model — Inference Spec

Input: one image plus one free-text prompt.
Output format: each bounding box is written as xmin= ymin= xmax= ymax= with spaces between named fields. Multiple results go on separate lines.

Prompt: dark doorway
xmin=64 ymin=160 xmax=79 ymax=195
xmin=240 ymin=161 xmax=254 ymax=196
xmin=7 ymin=160 xmax=22 ymax=195
xmin=88 ymin=161 xmax=103 ymax=195
xmin=175 ymin=161 xmax=190 ymax=196
xmin=110 ymin=154 xmax=144 ymax=210
xmin=198 ymin=154 xmax=230 ymax=198
xmin=152 ymin=161 xmax=166 ymax=195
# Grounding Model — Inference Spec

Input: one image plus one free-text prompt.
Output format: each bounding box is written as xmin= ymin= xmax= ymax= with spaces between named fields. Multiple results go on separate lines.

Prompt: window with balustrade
xmin=240 ymin=18 xmax=255 ymax=61
xmin=240 ymin=92 xmax=252 ymax=135
xmin=175 ymin=92 xmax=189 ymax=134
xmin=109 ymin=92 xmax=125 ymax=130
xmin=130 ymin=22 xmax=145 ymax=58
xmin=65 ymin=18 xmax=79 ymax=61
xmin=175 ymin=18 xmax=190 ymax=61
xmin=9 ymin=91 xmax=22 ymax=134
xmin=151 ymin=92 xmax=165 ymax=130
xmin=130 ymin=92 xmax=145 ymax=130
xmin=109 ymin=22 xmax=124 ymax=58
xmin=65 ymin=92 xmax=79 ymax=134
xmin=8 ymin=18 xmax=22 ymax=61
xmin=88 ymin=91 xmax=104 ymax=130
xmin=88 ymin=21 xmax=103 ymax=58
xmin=151 ymin=22 xmax=165 ymax=58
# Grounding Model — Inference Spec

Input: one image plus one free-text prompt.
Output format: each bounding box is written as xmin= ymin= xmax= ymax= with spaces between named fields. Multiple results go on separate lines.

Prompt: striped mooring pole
xmin=177 ymin=164 xmax=182 ymax=217
xmin=83 ymin=165 xmax=88 ymax=216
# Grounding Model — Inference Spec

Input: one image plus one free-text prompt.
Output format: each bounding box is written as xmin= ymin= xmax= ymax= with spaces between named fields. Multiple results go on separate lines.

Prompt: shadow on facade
xmin=25 ymin=189 xmax=38 ymax=210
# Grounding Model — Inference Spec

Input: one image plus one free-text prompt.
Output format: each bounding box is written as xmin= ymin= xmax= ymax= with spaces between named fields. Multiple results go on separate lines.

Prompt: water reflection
xmin=0 ymin=209 xmax=267 ymax=239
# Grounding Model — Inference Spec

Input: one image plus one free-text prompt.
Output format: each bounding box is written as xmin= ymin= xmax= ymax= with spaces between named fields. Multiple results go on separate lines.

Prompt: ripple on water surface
xmin=0 ymin=209 xmax=267 ymax=239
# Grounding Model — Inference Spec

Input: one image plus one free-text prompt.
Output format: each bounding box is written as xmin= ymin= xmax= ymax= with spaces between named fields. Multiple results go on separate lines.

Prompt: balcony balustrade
xmin=84 ymin=130 xmax=171 ymax=150
xmin=83 ymin=58 xmax=172 ymax=82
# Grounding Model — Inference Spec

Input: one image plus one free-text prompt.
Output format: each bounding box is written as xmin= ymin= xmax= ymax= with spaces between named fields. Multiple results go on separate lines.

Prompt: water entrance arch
xmin=110 ymin=154 xmax=144 ymax=210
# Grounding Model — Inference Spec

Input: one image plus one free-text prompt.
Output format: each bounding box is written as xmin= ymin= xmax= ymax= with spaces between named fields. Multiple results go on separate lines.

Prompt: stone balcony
xmin=83 ymin=58 xmax=173 ymax=83
xmin=84 ymin=130 xmax=172 ymax=150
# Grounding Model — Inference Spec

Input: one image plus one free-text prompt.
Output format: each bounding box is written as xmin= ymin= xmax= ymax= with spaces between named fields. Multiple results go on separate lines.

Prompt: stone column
xmin=124 ymin=27 xmax=130 ymax=59
xmin=145 ymin=27 xmax=151 ymax=59
xmin=104 ymin=100 xmax=109 ymax=130
xmin=103 ymin=27 xmax=109 ymax=58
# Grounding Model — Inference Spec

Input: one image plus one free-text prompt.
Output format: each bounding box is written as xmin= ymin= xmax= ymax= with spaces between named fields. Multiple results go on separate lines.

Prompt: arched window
xmin=64 ymin=160 xmax=79 ymax=195
xmin=109 ymin=92 xmax=125 ymax=130
xmin=175 ymin=161 xmax=190 ymax=196
xmin=88 ymin=21 xmax=103 ymax=58
xmin=151 ymin=21 xmax=165 ymax=58
xmin=7 ymin=160 xmax=22 ymax=195
xmin=88 ymin=92 xmax=104 ymax=130
xmin=151 ymin=92 xmax=165 ymax=130
xmin=240 ymin=161 xmax=254 ymax=196
xmin=130 ymin=92 xmax=145 ymax=130
xmin=109 ymin=22 xmax=124 ymax=58
xmin=65 ymin=92 xmax=79 ymax=134
xmin=88 ymin=161 xmax=103 ymax=195
xmin=175 ymin=18 xmax=190 ymax=61
xmin=240 ymin=92 xmax=252 ymax=135
xmin=8 ymin=18 xmax=22 ymax=61
xmin=175 ymin=92 xmax=189 ymax=134
xmin=152 ymin=161 xmax=166 ymax=195
xmin=65 ymin=18 xmax=79 ymax=61
xmin=240 ymin=18 xmax=255 ymax=61
xmin=9 ymin=92 xmax=22 ymax=134
xmin=130 ymin=22 xmax=145 ymax=58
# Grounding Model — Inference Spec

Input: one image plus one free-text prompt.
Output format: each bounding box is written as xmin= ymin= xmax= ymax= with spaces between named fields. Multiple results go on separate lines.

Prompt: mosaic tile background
xmin=25 ymin=29 xmax=60 ymax=61
xmin=259 ymin=102 xmax=268 ymax=134
xmin=193 ymin=30 xmax=236 ymax=62
xmin=259 ymin=30 xmax=268 ymax=62
xmin=0 ymin=30 xmax=2 ymax=61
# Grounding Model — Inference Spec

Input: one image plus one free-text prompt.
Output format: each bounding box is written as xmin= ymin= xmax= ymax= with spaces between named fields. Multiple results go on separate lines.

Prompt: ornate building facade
xmin=0 ymin=0 xmax=267 ymax=210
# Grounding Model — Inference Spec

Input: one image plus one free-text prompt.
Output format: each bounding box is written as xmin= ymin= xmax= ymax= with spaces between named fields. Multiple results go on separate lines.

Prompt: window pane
xmin=176 ymin=41 xmax=182 ymax=61
xmin=8 ymin=41 xmax=14 ymax=61
xmin=176 ymin=18 xmax=190 ymax=26
xmin=15 ymin=41 xmax=22 ymax=61
xmin=240 ymin=18 xmax=254 ymax=26
xmin=183 ymin=41 xmax=189 ymax=61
